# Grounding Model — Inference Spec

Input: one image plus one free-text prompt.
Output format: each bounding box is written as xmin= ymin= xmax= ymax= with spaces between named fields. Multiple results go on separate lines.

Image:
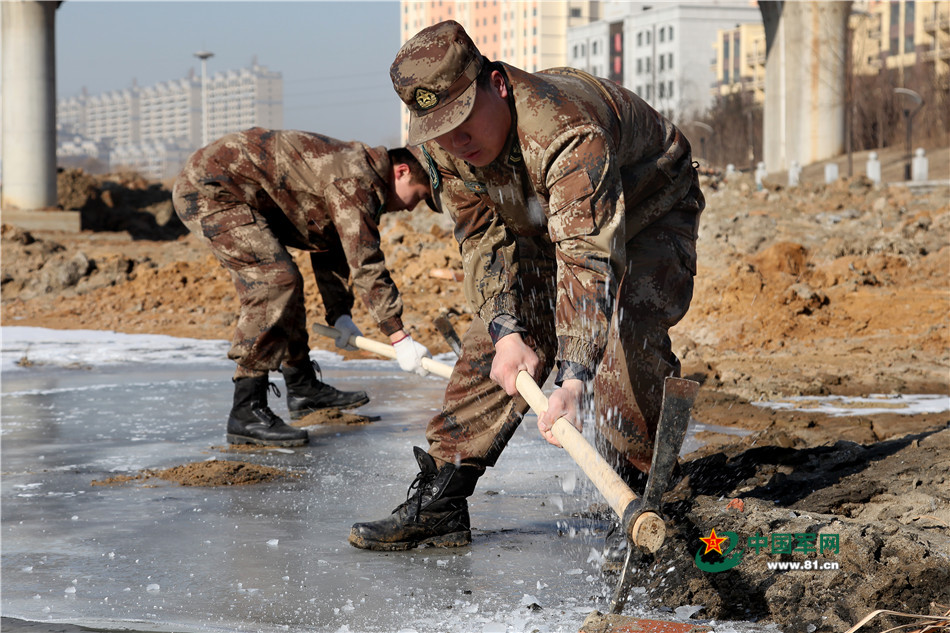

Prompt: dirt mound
xmin=623 ymin=425 xmax=950 ymax=632
xmin=291 ymin=408 xmax=379 ymax=426
xmin=151 ymin=460 xmax=292 ymax=486
xmin=91 ymin=460 xmax=293 ymax=487
xmin=676 ymin=173 xmax=948 ymax=402
xmin=57 ymin=168 xmax=187 ymax=240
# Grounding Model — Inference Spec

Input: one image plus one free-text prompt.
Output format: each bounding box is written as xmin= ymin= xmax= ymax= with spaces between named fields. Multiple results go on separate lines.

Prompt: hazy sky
xmin=55 ymin=1 xmax=406 ymax=147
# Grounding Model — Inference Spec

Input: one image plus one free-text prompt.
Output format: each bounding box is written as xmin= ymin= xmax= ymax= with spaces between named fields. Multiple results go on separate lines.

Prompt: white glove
xmin=332 ymin=315 xmax=362 ymax=351
xmin=393 ymin=335 xmax=431 ymax=376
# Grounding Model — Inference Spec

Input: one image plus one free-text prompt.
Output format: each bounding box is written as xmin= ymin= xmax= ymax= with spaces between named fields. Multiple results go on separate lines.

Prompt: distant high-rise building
xmin=851 ymin=0 xmax=949 ymax=81
xmin=566 ymin=1 xmax=762 ymax=123
xmin=711 ymin=22 xmax=767 ymax=106
xmin=205 ymin=66 xmax=284 ymax=144
xmin=56 ymin=63 xmax=283 ymax=179
xmin=710 ymin=0 xmax=950 ymax=112
xmin=398 ymin=1 xmax=601 ymax=144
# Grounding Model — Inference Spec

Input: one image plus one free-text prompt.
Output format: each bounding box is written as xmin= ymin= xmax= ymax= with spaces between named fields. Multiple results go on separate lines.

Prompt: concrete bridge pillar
xmin=761 ymin=1 xmax=851 ymax=173
xmin=1 ymin=1 xmax=60 ymax=212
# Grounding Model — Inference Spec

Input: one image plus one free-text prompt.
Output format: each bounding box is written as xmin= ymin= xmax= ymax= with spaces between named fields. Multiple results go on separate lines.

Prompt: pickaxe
xmin=515 ymin=371 xmax=699 ymax=613
xmin=312 ymin=323 xmax=698 ymax=611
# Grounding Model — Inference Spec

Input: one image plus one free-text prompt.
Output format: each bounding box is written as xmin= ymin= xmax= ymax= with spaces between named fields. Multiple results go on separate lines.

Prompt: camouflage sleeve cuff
xmin=555 ymin=360 xmax=594 ymax=386
xmin=557 ymin=335 xmax=600 ymax=378
xmin=377 ymin=316 xmax=404 ymax=338
xmin=477 ymin=292 xmax=519 ymax=330
xmin=488 ymin=314 xmax=527 ymax=345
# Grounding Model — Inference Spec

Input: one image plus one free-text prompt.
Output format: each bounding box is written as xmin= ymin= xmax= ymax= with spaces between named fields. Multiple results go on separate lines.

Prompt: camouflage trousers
xmin=427 ymin=206 xmax=699 ymax=482
xmin=172 ymin=182 xmax=311 ymax=376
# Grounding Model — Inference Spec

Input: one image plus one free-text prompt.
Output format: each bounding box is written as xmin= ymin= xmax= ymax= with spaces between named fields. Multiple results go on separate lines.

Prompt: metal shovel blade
xmin=434 ymin=314 xmax=462 ymax=357
xmin=609 ymin=376 xmax=700 ymax=614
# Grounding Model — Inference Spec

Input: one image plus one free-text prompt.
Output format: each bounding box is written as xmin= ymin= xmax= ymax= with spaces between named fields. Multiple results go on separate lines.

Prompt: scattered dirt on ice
xmin=91 ymin=460 xmax=294 ymax=487
xmin=291 ymin=408 xmax=379 ymax=426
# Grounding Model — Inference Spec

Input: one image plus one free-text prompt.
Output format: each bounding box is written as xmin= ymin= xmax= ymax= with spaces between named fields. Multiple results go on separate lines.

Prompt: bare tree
xmin=852 ymin=55 xmax=949 ymax=153
xmin=685 ymin=92 xmax=763 ymax=170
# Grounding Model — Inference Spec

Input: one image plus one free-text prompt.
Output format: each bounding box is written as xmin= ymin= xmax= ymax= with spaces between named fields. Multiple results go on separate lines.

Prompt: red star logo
xmin=699 ymin=528 xmax=728 ymax=555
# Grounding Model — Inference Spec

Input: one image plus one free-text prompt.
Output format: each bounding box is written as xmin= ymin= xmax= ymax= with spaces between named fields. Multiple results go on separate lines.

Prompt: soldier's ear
xmin=490 ymin=70 xmax=508 ymax=99
xmin=393 ymin=163 xmax=411 ymax=181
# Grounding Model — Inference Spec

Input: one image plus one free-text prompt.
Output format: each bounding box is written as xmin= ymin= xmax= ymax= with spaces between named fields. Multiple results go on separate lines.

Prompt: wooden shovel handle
xmin=311 ymin=323 xmax=454 ymax=380
xmin=515 ymin=371 xmax=666 ymax=553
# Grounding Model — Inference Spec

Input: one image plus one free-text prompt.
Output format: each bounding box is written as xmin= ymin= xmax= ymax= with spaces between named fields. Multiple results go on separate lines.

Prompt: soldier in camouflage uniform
xmin=349 ymin=22 xmax=704 ymax=557
xmin=173 ymin=127 xmax=433 ymax=447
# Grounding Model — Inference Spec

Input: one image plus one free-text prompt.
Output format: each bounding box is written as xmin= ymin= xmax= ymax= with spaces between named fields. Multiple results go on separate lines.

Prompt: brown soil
xmin=90 ymin=459 xmax=292 ymax=487
xmin=2 ymin=166 xmax=948 ymax=631
xmin=290 ymin=408 xmax=379 ymax=427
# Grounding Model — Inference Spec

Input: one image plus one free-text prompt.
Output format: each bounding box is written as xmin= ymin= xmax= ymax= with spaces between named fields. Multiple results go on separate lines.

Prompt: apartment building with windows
xmin=851 ymin=0 xmax=950 ymax=80
xmin=56 ymin=63 xmax=282 ymax=179
xmin=206 ymin=66 xmax=284 ymax=144
xmin=137 ymin=78 xmax=201 ymax=148
xmin=710 ymin=22 xmax=766 ymax=105
xmin=712 ymin=1 xmax=949 ymax=107
xmin=399 ymin=0 xmax=601 ymax=143
xmin=566 ymin=2 xmax=761 ymax=122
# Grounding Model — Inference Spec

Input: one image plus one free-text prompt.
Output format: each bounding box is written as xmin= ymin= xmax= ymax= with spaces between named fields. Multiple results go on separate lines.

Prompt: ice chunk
xmin=674 ymin=604 xmax=704 ymax=619
xmin=561 ymin=470 xmax=577 ymax=493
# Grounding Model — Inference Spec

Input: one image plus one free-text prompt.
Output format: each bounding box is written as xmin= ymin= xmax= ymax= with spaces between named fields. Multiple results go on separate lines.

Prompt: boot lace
xmin=257 ymin=382 xmax=284 ymax=427
xmin=404 ymin=469 xmax=437 ymax=521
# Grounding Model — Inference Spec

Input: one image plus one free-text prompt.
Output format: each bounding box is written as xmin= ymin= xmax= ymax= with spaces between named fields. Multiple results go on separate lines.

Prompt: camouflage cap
xmin=390 ymin=21 xmax=484 ymax=145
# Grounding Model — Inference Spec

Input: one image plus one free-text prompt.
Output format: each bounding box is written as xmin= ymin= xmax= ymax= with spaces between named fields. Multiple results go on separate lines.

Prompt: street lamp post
xmin=894 ymin=87 xmax=924 ymax=181
xmin=194 ymin=50 xmax=214 ymax=147
xmin=688 ymin=121 xmax=714 ymax=164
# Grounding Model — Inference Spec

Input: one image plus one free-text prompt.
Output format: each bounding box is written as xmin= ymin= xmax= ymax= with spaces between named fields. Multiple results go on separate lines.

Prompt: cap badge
xmin=464 ymin=181 xmax=488 ymax=194
xmin=415 ymin=87 xmax=439 ymax=110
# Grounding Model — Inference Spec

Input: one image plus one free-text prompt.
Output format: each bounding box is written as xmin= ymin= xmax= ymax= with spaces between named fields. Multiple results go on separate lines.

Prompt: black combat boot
xmin=226 ymin=375 xmax=309 ymax=446
xmin=281 ymin=360 xmax=369 ymax=419
xmin=349 ymin=447 xmax=483 ymax=551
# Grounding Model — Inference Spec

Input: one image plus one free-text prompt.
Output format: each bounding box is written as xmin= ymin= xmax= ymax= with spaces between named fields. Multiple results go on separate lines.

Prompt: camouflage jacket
xmin=181 ymin=127 xmax=404 ymax=335
xmin=423 ymin=65 xmax=702 ymax=373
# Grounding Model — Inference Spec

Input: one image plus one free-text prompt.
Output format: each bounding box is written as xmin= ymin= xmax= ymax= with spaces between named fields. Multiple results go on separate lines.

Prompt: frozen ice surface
xmin=751 ymin=393 xmax=950 ymax=416
xmin=2 ymin=327 xmax=773 ymax=633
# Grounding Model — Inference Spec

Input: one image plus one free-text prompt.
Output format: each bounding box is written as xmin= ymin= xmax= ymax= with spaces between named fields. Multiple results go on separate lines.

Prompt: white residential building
xmin=56 ymin=132 xmax=110 ymax=172
xmin=206 ymin=66 xmax=284 ymax=143
xmin=110 ymin=140 xmax=193 ymax=181
xmin=56 ymin=63 xmax=283 ymax=179
xmin=566 ymin=1 xmax=762 ymax=122
xmin=138 ymin=78 xmax=201 ymax=147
